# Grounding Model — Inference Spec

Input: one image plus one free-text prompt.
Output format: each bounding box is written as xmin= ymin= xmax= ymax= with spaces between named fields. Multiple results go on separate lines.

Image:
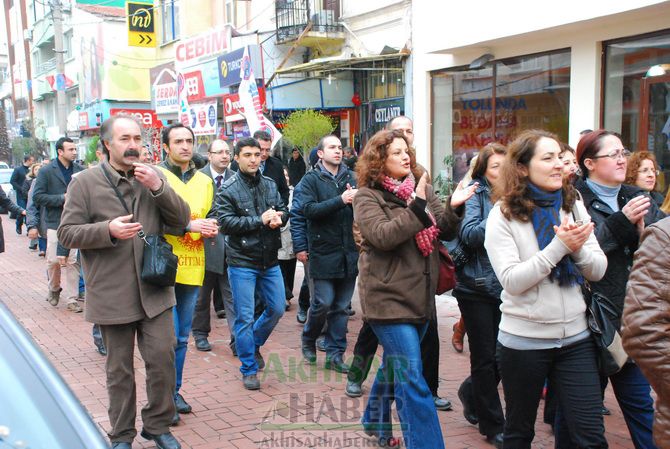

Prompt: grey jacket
xmin=201 ymin=164 xmax=234 ymax=274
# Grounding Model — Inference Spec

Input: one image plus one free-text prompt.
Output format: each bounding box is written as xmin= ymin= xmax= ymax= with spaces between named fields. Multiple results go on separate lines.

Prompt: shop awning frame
xmin=274 ymin=50 xmax=410 ymax=75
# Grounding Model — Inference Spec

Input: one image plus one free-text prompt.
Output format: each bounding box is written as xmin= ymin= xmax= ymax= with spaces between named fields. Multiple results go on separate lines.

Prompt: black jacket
xmin=287 ymin=156 xmax=306 ymax=187
xmin=301 ymin=163 xmax=358 ymax=279
xmin=232 ymin=155 xmax=290 ymax=206
xmin=10 ymin=165 xmax=29 ymax=201
xmin=32 ymin=159 xmax=84 ymax=230
xmin=216 ymin=170 xmax=288 ymax=269
xmin=576 ymin=179 xmax=666 ymax=325
xmin=0 ymin=187 xmax=24 ymax=253
xmin=452 ymin=178 xmax=502 ymax=301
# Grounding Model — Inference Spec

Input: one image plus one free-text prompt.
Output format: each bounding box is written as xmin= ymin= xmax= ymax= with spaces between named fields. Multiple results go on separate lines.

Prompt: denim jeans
xmin=302 ymin=277 xmax=355 ymax=359
xmin=38 ymin=237 xmax=47 ymax=252
xmin=555 ymin=361 xmax=656 ymax=449
xmin=497 ymin=338 xmax=607 ymax=449
xmin=362 ymin=322 xmax=444 ymax=449
xmin=173 ymin=283 xmax=201 ymax=394
xmin=228 ymin=265 xmax=285 ymax=375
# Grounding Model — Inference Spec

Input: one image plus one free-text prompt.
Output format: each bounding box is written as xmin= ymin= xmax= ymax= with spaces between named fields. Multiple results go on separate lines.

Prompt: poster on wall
xmin=183 ymin=100 xmax=218 ymax=136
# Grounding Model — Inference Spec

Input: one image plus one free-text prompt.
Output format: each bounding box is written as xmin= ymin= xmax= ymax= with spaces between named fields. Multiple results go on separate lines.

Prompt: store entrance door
xmin=638 ymin=74 xmax=670 ymax=192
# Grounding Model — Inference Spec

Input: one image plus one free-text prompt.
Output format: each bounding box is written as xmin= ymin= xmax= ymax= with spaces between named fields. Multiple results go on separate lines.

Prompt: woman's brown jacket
xmin=622 ymin=216 xmax=670 ymax=449
xmin=353 ymin=184 xmax=463 ymax=323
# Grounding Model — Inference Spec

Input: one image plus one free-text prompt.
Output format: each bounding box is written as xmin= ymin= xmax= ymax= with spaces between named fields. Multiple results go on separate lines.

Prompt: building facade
xmin=412 ymin=0 xmax=670 ymax=192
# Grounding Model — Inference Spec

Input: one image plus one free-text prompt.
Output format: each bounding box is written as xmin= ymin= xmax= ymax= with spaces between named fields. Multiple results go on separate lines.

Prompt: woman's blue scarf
xmin=528 ymin=183 xmax=584 ymax=287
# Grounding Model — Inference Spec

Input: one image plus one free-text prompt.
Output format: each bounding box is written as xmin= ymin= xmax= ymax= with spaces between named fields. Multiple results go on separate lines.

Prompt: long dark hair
xmin=498 ymin=130 xmax=577 ymax=222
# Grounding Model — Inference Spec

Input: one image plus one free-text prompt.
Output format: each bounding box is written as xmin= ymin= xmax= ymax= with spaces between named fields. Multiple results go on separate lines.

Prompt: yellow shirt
xmin=159 ymin=168 xmax=213 ymax=286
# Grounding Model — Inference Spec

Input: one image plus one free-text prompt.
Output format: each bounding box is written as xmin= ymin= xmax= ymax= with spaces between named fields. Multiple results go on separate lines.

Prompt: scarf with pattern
xmin=381 ymin=172 xmax=440 ymax=257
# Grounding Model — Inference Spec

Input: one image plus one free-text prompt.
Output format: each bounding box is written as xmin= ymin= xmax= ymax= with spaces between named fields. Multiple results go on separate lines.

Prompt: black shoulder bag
xmin=101 ymin=165 xmax=178 ymax=288
xmin=572 ymin=203 xmax=627 ymax=376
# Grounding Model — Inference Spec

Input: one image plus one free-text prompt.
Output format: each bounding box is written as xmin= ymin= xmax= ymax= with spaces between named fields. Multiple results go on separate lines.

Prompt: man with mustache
xmin=58 ymin=115 xmax=190 ymax=449
xmin=33 ymin=136 xmax=84 ymax=313
xmin=158 ymin=123 xmax=218 ymax=424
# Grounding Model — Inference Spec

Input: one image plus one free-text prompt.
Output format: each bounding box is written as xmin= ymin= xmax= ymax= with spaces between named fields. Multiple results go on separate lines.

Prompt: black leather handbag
xmin=581 ymin=283 xmax=628 ymax=376
xmin=101 ymin=165 xmax=178 ymax=287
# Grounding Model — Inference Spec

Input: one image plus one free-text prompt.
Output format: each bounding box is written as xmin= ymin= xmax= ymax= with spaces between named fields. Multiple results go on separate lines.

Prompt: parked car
xmin=0 ymin=169 xmax=16 ymax=214
xmin=0 ymin=162 xmax=9 ymax=169
xmin=0 ymin=301 xmax=110 ymax=449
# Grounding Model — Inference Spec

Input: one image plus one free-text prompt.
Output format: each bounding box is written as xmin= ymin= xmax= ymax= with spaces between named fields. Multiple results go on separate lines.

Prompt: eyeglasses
xmin=590 ymin=149 xmax=631 ymax=161
xmin=638 ymin=167 xmax=660 ymax=175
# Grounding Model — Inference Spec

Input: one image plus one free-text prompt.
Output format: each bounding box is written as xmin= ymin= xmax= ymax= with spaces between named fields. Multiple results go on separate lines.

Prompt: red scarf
xmin=381 ymin=173 xmax=440 ymax=257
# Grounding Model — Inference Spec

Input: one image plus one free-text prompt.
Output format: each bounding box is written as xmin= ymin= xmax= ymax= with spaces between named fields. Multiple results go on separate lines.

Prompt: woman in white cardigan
xmin=484 ymin=129 xmax=608 ymax=449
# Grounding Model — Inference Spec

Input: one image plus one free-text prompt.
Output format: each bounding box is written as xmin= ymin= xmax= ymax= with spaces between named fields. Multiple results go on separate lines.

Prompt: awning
xmin=275 ymin=50 xmax=410 ymax=75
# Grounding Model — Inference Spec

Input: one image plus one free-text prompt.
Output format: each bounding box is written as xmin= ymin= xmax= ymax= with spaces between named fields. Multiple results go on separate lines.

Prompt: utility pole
xmin=51 ymin=0 xmax=67 ymax=136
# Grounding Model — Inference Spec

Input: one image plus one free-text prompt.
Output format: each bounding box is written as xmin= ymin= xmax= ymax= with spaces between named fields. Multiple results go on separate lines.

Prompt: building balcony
xmin=276 ymin=0 xmax=345 ymax=56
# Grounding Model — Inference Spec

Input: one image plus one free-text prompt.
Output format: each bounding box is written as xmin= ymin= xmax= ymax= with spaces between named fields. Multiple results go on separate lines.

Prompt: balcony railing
xmin=36 ymin=57 xmax=57 ymax=75
xmin=276 ymin=0 xmax=343 ymax=43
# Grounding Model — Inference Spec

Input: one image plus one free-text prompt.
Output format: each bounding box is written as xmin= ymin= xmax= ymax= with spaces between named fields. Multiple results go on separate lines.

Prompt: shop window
xmin=161 ymin=0 xmax=180 ymax=44
xmin=362 ymin=64 xmax=404 ymax=101
xmin=431 ymin=49 xmax=570 ymax=189
xmin=603 ymin=30 xmax=670 ymax=192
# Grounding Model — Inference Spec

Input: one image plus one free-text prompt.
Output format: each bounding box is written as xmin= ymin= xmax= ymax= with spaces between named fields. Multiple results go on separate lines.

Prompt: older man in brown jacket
xmin=58 ymin=115 xmax=190 ymax=449
xmin=622 ymin=216 xmax=670 ymax=449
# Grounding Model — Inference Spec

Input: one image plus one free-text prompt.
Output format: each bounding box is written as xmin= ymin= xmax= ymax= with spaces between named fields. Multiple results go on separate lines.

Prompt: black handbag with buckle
xmin=101 ymin=164 xmax=178 ymax=287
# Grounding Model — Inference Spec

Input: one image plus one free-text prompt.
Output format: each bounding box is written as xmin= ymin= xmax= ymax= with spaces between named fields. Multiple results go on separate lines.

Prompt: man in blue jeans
xmin=216 ymin=137 xmax=288 ymax=390
xmin=159 ymin=124 xmax=218 ymax=424
xmin=300 ymin=135 xmax=358 ymax=372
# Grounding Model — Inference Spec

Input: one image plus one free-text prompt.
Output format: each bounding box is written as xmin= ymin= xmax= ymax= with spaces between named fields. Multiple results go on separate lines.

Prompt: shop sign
xmin=180 ymin=100 xmax=218 ymax=136
xmin=78 ymin=112 xmax=89 ymax=130
xmin=372 ymin=101 xmax=403 ymax=124
xmin=217 ymin=47 xmax=245 ymax=88
xmin=110 ymin=108 xmax=162 ymax=128
xmin=180 ymin=71 xmax=206 ymax=102
xmin=154 ymin=82 xmax=178 ymax=114
xmin=222 ymin=87 xmax=266 ymax=123
xmin=175 ymin=25 xmax=231 ymax=69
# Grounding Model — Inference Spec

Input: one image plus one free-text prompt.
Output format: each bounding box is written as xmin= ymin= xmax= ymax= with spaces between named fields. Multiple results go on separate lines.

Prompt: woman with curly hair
xmin=624 ymin=151 xmax=664 ymax=207
xmin=485 ymin=129 xmax=608 ymax=449
xmin=354 ymin=129 xmax=476 ymax=448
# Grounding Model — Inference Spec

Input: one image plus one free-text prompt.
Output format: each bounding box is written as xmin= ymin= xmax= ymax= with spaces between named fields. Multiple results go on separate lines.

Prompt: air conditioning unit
xmin=24 ymin=29 xmax=33 ymax=41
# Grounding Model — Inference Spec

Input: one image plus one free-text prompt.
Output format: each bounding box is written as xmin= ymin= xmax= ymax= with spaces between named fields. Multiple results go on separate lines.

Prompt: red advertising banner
xmin=222 ymin=87 xmax=266 ymax=123
xmin=110 ymin=108 xmax=163 ymax=128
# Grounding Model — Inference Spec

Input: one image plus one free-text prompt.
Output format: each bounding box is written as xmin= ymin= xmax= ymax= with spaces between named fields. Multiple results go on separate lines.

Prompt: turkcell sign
xmin=175 ymin=25 xmax=232 ymax=69
xmin=217 ymin=47 xmax=245 ymax=88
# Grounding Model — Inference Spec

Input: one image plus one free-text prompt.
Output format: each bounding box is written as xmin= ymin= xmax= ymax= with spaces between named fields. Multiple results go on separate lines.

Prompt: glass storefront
xmin=603 ymin=30 xmax=670 ymax=192
xmin=431 ymin=49 xmax=570 ymax=190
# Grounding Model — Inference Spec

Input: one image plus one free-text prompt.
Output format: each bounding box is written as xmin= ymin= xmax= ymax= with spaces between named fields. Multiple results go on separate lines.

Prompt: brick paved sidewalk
xmin=0 ymin=218 xmax=636 ymax=449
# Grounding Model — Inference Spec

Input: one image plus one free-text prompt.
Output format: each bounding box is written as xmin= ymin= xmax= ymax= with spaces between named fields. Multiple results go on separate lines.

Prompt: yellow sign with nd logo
xmin=127 ymin=2 xmax=156 ymax=48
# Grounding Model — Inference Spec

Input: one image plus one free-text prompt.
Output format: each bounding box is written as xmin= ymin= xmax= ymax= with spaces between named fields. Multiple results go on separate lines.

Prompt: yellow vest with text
xmin=159 ymin=168 xmax=213 ymax=286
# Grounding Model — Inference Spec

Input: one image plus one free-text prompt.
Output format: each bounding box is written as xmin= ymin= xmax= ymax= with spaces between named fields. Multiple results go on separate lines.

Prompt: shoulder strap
xmin=100 ymin=164 xmax=131 ymax=214
xmin=100 ymin=165 xmax=148 ymax=242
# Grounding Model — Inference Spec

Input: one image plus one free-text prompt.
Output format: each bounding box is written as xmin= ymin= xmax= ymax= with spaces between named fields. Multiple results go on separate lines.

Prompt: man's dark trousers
xmin=192 ymin=268 xmax=235 ymax=342
xmin=99 ymin=309 xmax=176 ymax=443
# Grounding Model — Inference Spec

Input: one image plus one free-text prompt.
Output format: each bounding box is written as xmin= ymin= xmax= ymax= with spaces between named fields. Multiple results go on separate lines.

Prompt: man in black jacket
xmin=216 ymin=137 xmax=288 ymax=391
xmin=10 ymin=154 xmax=34 ymax=233
xmin=300 ymin=135 xmax=358 ymax=373
xmin=33 ymin=137 xmax=84 ymax=312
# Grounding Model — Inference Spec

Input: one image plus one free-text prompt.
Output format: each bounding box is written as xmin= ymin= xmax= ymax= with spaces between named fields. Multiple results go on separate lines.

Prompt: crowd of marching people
xmin=3 ymin=113 xmax=670 ymax=449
